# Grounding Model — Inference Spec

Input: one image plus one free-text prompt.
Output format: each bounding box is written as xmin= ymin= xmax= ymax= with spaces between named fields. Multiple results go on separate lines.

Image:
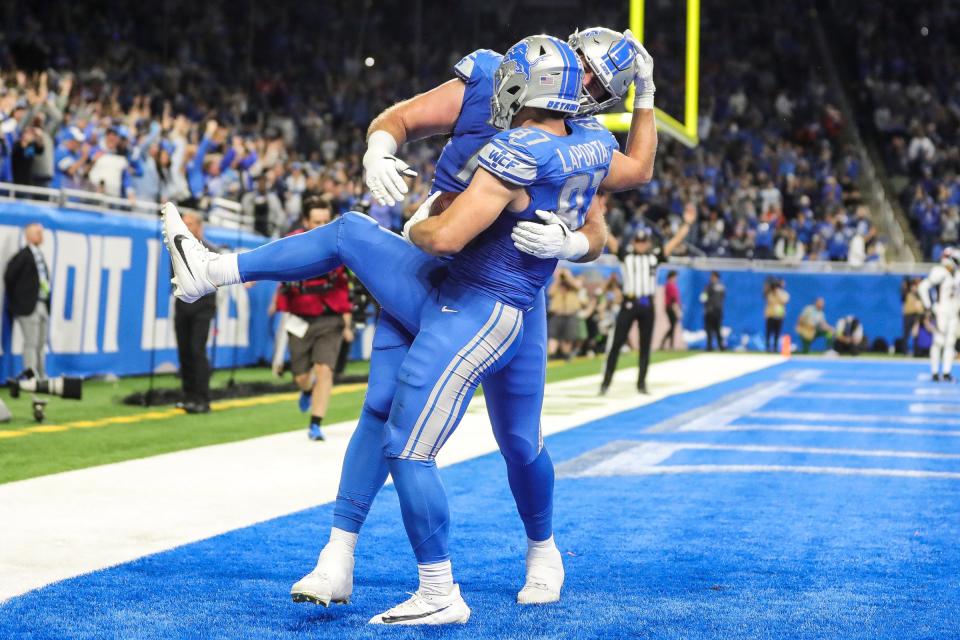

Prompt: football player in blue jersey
xmin=163 ymin=32 xmax=659 ymax=625
xmin=287 ymin=26 xmax=657 ymax=612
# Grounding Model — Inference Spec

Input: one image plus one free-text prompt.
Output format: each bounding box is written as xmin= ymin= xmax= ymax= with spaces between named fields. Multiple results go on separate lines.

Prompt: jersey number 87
xmin=556 ymin=170 xmax=604 ymax=229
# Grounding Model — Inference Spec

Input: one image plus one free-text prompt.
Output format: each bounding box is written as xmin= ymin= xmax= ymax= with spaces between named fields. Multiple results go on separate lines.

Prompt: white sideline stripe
xmin=556 ymin=440 xmax=960 ymax=478
xmin=682 ymin=423 xmax=960 ymax=438
xmin=0 ymin=353 xmax=783 ymax=603
xmin=801 ymin=378 xmax=931 ymax=388
xmin=909 ymin=403 xmax=960 ymax=414
xmin=646 ymin=376 xmax=815 ymax=434
xmin=582 ymin=464 xmax=960 ymax=480
xmin=787 ymin=391 xmax=960 ymax=402
xmin=914 ymin=387 xmax=960 ymax=396
xmin=749 ymin=410 xmax=960 ymax=426
xmin=796 ymin=355 xmax=925 ymax=367
xmin=649 ymin=441 xmax=960 ymax=460
xmin=558 ymin=441 xmax=960 ymax=479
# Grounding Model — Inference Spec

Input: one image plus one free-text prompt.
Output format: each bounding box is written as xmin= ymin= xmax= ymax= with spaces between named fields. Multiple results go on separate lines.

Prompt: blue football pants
xmin=237 ymin=212 xmax=554 ymax=562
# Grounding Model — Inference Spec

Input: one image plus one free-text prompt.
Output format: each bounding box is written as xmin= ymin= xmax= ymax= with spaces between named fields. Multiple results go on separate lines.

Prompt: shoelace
xmin=384 ymin=591 xmax=429 ymax=615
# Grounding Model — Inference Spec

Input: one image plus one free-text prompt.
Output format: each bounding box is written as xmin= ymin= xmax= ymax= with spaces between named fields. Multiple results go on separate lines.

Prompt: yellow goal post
xmin=597 ymin=0 xmax=701 ymax=148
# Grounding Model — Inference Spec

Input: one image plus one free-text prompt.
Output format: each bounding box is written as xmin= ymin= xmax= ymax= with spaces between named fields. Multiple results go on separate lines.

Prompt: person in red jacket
xmin=275 ymin=194 xmax=353 ymax=440
xmin=660 ymin=270 xmax=681 ymax=350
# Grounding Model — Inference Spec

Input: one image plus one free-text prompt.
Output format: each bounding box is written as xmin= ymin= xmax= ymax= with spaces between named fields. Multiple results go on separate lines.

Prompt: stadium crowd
xmin=0 ymin=0 xmax=893 ymax=265
xmin=612 ymin=0 xmax=886 ymax=265
xmin=832 ymin=0 xmax=960 ymax=261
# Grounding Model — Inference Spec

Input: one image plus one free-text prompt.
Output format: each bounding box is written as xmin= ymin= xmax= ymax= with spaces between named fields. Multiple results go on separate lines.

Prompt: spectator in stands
xmin=796 ymin=297 xmax=835 ymax=354
xmin=242 ymin=175 xmax=285 ymax=237
xmin=806 ymin=234 xmax=829 ymax=261
xmin=174 ymin=213 xmax=217 ymax=414
xmin=127 ymin=108 xmax=164 ymax=202
xmin=186 ymin=120 xmax=222 ymax=204
xmin=942 ymin=206 xmax=960 ymax=248
xmin=827 ymin=221 xmax=849 ymax=262
xmin=907 ymin=125 xmax=936 ymax=175
xmin=660 ymin=270 xmax=681 ymax=350
xmin=848 ymin=227 xmax=866 ymax=266
xmin=11 ymin=125 xmax=43 ymax=186
xmin=728 ymin=223 xmax=755 ymax=259
xmin=3 ymin=222 xmax=50 ymax=377
xmin=548 ymin=268 xmax=583 ymax=361
xmin=87 ymin=127 xmax=130 ymax=197
xmin=19 ymin=72 xmax=67 ymax=188
xmin=754 ymin=220 xmax=776 ymax=260
xmin=701 ymin=271 xmax=726 ymax=352
xmin=774 ymin=226 xmax=805 ymax=263
xmin=910 ymin=185 xmax=939 ymax=260
xmin=764 ymin=278 xmax=790 ymax=353
xmin=52 ymin=127 xmax=89 ymax=189
xmin=275 ymin=195 xmax=352 ymax=441
xmin=284 ymin=162 xmax=308 ymax=222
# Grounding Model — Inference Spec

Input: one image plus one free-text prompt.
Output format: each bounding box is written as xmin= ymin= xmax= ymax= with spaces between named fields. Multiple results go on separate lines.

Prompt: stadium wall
xmin=660 ymin=265 xmax=923 ymax=351
xmin=0 ymin=201 xmax=276 ymax=378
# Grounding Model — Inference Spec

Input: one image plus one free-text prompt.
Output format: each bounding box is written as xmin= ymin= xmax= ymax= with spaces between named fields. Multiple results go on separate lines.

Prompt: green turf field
xmin=0 ymin=351 xmax=692 ymax=484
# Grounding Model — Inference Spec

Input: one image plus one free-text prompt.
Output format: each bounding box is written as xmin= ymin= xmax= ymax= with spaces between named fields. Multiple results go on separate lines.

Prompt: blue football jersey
xmin=446 ymin=117 xmax=619 ymax=308
xmin=432 ymin=49 xmax=502 ymax=193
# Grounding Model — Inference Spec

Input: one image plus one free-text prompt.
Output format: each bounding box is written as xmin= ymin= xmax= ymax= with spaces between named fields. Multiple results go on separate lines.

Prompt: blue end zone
xmin=2 ymin=359 xmax=959 ymax=639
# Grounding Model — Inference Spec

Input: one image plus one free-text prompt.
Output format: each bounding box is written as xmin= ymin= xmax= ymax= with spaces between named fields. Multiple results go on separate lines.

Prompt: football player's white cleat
xmin=290 ymin=548 xmax=354 ymax=607
xmin=160 ymin=202 xmax=218 ymax=303
xmin=517 ymin=545 xmax=564 ymax=605
xmin=368 ymin=585 xmax=471 ymax=625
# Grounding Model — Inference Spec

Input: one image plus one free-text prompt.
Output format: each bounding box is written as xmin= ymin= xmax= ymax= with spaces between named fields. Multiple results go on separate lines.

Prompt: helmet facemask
xmin=569 ymin=27 xmax=637 ymax=116
xmin=490 ymin=64 xmax=530 ymax=131
xmin=488 ymin=35 xmax=583 ymax=130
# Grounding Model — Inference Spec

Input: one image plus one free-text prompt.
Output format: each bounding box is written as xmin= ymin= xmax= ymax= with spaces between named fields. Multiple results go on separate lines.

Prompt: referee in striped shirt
xmin=600 ymin=209 xmax=693 ymax=395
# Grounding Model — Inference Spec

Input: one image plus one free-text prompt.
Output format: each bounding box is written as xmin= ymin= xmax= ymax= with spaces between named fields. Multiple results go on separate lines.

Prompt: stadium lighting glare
xmin=364 ymin=57 xmax=376 ymax=67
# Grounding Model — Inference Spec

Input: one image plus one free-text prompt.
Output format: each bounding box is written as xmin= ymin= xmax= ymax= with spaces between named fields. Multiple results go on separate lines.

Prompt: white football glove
xmin=511 ymin=210 xmax=590 ymax=261
xmin=623 ymin=29 xmax=655 ymax=110
xmin=402 ymin=191 xmax=440 ymax=243
xmin=363 ymin=130 xmax=417 ymax=206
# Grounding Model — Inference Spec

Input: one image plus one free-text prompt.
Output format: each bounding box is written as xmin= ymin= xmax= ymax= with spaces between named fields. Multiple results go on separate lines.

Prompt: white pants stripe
xmin=399 ymin=302 xmax=522 ymax=460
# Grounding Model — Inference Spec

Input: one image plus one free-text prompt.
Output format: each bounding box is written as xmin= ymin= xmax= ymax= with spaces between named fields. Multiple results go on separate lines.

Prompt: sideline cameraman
xmin=276 ymin=194 xmax=353 ymax=441
xmin=548 ymin=268 xmax=583 ymax=360
xmin=764 ymin=277 xmax=790 ymax=353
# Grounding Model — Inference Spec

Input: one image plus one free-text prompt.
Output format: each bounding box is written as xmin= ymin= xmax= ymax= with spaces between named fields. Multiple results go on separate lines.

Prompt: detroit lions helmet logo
xmin=504 ymin=39 xmax=553 ymax=80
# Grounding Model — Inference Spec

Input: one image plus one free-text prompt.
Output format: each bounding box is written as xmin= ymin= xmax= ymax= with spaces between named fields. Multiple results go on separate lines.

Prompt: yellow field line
xmin=0 ymin=382 xmax=370 ymax=441
xmin=23 ymin=424 xmax=70 ymax=433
